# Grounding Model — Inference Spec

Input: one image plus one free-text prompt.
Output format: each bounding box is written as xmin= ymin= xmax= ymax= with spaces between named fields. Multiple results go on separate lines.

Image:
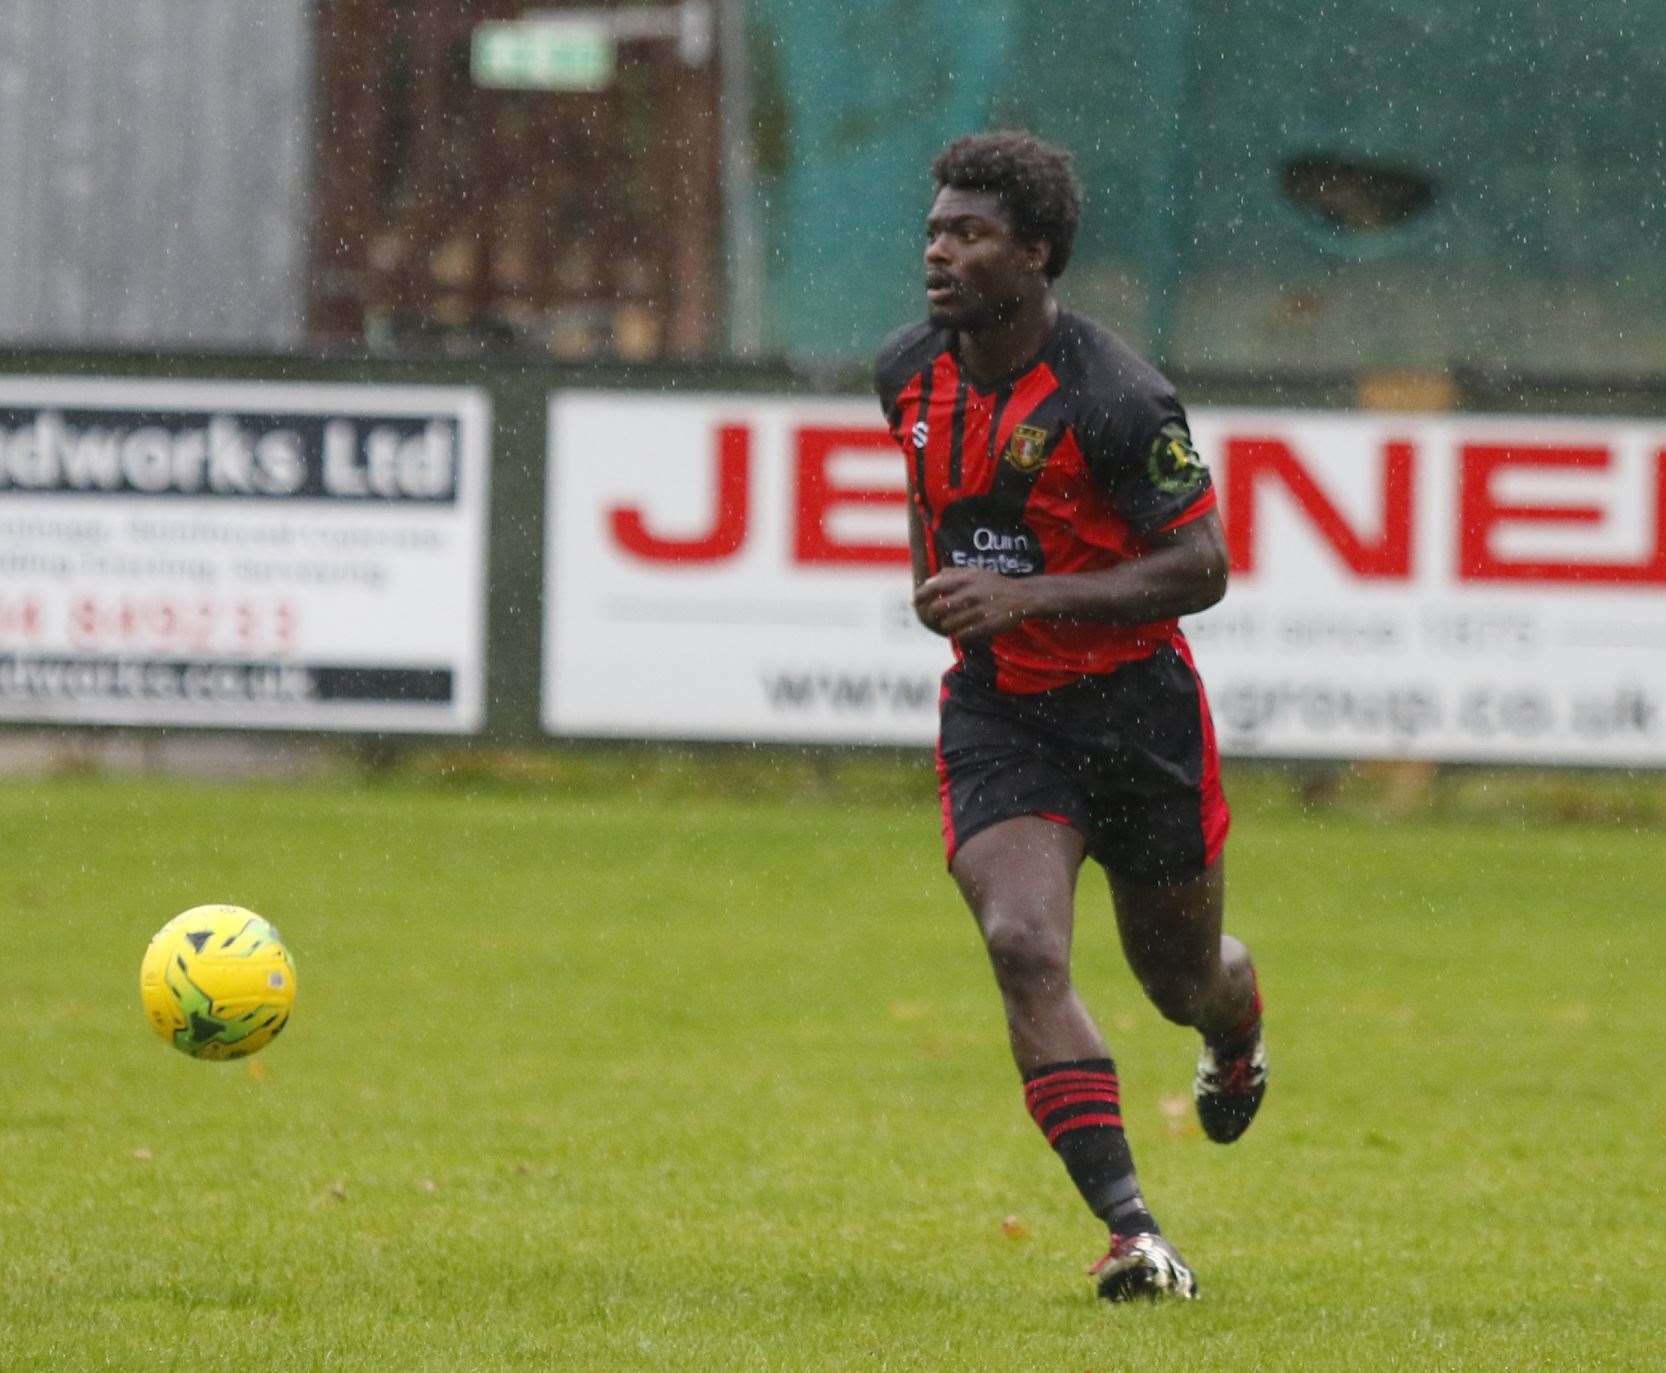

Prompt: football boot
xmin=1193 ymin=1027 xmax=1267 ymax=1144
xmin=1090 ymin=1231 xmax=1198 ymax=1302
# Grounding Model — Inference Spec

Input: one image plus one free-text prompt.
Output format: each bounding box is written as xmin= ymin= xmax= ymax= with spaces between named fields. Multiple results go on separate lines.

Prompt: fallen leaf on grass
xmin=1158 ymin=1095 xmax=1199 ymax=1138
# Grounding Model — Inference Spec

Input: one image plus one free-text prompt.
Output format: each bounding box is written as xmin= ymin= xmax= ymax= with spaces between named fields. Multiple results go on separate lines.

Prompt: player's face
xmin=924 ymin=186 xmax=1043 ymax=332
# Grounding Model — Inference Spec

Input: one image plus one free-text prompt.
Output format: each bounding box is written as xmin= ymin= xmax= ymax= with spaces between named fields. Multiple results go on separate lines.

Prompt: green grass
xmin=0 ymin=763 xmax=1662 ymax=1370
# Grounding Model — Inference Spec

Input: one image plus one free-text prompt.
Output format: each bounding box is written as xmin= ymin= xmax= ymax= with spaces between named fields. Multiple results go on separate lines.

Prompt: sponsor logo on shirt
xmin=948 ymin=525 xmax=1038 ymax=576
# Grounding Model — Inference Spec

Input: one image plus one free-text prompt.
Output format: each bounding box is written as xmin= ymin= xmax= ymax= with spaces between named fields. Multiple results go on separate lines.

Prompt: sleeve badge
xmin=1146 ymin=421 xmax=1207 ymax=494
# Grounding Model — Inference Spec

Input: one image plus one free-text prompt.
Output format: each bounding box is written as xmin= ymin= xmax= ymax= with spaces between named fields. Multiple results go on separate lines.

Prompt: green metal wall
xmin=750 ymin=1 xmax=1666 ymax=377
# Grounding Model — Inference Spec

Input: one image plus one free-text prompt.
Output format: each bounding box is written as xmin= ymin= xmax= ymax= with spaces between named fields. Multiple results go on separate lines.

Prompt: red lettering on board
xmin=794 ymin=426 xmax=909 ymax=565
xmin=609 ymin=423 xmax=750 ymax=562
xmin=1223 ymin=437 xmax=1415 ymax=578
xmin=1458 ymin=444 xmax=1666 ymax=585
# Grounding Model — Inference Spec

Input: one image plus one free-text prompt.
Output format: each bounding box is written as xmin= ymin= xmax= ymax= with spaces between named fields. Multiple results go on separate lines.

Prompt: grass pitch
xmin=0 ymin=757 xmax=1662 ymax=1371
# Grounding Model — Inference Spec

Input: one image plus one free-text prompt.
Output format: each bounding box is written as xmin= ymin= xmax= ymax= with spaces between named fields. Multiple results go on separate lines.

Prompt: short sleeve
xmin=1077 ymin=389 xmax=1213 ymax=535
xmin=873 ymin=322 xmax=935 ymax=423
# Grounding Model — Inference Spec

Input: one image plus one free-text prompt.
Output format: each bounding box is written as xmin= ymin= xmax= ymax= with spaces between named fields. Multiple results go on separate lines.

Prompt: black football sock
xmin=1023 ymin=1057 xmax=1158 ymax=1237
xmin=1205 ymin=965 xmax=1264 ymax=1053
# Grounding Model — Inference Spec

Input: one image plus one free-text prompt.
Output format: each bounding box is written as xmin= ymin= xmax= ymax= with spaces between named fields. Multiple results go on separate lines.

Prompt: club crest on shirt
xmin=911 ymin=420 xmax=929 ymax=449
xmin=1003 ymin=423 xmax=1049 ymax=473
xmin=1146 ymin=421 xmax=1207 ymax=493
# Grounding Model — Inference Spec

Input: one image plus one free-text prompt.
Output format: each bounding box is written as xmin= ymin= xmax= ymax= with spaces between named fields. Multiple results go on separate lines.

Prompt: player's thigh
xmin=1107 ymin=858 xmax=1225 ymax=986
xmin=952 ymin=815 xmax=1087 ymax=967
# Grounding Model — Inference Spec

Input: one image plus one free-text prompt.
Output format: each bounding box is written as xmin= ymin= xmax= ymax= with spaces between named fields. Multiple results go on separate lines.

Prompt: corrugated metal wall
xmin=0 ymin=0 xmax=310 ymax=349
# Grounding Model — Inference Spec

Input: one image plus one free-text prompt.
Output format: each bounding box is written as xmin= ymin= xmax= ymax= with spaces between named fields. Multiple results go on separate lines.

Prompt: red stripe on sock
xmin=1026 ymin=1088 xmax=1122 ymax=1122
xmin=1024 ymin=1070 xmax=1118 ymax=1101
xmin=1027 ymin=1082 xmax=1122 ymax=1106
xmin=1025 ymin=1087 xmax=1118 ymax=1109
xmin=1044 ymin=1113 xmax=1124 ymax=1145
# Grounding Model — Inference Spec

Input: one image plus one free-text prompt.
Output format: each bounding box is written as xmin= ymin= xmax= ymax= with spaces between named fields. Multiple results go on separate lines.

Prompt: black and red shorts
xmin=934 ymin=643 xmax=1229 ymax=884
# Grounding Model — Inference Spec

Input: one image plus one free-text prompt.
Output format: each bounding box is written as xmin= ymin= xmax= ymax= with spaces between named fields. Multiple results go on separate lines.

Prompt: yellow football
xmin=139 ymin=905 xmax=296 ymax=1060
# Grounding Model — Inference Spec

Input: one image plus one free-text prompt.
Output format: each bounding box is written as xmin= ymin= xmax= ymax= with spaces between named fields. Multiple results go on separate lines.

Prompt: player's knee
xmin=980 ymin=908 xmax=1071 ymax=997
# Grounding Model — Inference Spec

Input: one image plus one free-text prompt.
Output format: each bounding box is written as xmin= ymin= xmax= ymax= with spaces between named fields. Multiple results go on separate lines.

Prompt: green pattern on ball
xmin=159 ymin=912 xmax=293 ymax=1058
xmin=164 ymin=961 xmax=271 ymax=1054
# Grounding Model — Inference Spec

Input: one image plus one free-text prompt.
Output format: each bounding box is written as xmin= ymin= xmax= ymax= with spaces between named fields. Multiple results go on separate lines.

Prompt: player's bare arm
xmin=914 ymin=509 xmax=1228 ymax=641
xmin=905 ymin=496 xmax=932 ymax=594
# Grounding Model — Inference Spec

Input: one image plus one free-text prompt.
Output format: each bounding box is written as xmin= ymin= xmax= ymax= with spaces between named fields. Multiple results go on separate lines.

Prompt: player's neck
xmin=957 ymin=296 xmax=1059 ymax=386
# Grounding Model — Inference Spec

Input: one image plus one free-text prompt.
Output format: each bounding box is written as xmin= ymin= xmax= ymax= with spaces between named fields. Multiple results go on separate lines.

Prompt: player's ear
xmin=1025 ymin=238 xmax=1050 ymax=276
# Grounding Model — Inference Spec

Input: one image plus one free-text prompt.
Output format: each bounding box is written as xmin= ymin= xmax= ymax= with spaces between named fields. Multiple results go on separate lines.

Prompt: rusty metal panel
xmin=0 ymin=0 xmax=310 ymax=349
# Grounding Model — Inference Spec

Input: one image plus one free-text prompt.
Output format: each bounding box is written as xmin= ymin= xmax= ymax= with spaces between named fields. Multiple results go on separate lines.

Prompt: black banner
xmin=0 ymin=654 xmax=453 ymax=706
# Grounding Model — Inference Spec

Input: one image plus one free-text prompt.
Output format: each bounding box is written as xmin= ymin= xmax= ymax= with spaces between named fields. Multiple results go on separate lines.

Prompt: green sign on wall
xmin=471 ymin=20 xmax=616 ymax=92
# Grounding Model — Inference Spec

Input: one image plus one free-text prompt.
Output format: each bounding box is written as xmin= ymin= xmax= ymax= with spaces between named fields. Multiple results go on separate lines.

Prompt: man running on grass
xmin=873 ymin=130 xmax=1266 ymax=1302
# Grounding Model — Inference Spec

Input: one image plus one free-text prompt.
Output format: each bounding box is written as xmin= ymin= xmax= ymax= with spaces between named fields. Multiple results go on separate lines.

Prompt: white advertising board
xmin=544 ymin=391 xmax=1666 ymax=764
xmin=0 ymin=378 xmax=490 ymax=732
xmin=545 ymin=391 xmax=948 ymax=744
xmin=1187 ymin=409 xmax=1666 ymax=763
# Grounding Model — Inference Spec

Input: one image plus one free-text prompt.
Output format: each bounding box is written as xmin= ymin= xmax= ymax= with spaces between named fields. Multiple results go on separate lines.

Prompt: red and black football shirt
xmin=873 ymin=308 xmax=1217 ymax=694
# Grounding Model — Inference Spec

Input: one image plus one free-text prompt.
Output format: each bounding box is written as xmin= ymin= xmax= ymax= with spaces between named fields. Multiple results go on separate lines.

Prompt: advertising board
xmin=0 ymin=378 xmax=490 ymax=732
xmin=545 ymin=392 xmax=1666 ymax=764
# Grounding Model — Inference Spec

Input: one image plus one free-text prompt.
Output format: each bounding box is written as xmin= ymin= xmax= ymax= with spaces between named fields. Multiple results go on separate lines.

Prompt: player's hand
xmin=914 ymin=568 xmax=1036 ymax=640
